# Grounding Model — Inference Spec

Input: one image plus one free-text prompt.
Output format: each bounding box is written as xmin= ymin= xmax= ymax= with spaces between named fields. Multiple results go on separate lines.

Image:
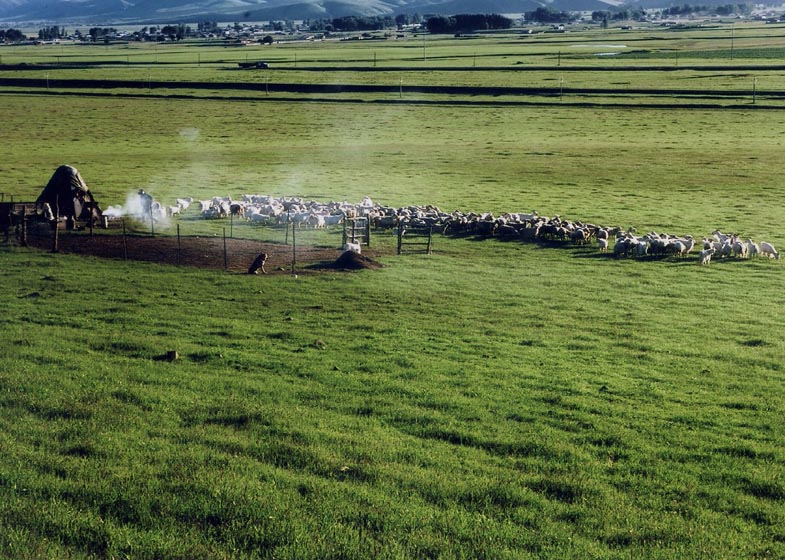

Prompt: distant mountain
xmin=0 ymin=0 xmax=619 ymax=25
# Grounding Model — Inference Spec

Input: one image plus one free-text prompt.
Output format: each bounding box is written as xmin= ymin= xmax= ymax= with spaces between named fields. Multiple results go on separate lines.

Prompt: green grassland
xmin=1 ymin=22 xmax=785 ymax=558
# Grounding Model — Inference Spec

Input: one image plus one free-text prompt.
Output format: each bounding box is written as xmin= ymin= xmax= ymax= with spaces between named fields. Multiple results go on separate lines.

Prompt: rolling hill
xmin=0 ymin=0 xmax=616 ymax=25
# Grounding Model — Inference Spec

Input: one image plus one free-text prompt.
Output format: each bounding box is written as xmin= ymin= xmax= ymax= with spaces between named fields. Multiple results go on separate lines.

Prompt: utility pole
xmin=730 ymin=24 xmax=734 ymax=60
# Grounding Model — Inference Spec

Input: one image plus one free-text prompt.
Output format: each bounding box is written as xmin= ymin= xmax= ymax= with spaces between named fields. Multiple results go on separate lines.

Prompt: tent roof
xmin=46 ymin=165 xmax=90 ymax=194
xmin=36 ymin=165 xmax=101 ymax=219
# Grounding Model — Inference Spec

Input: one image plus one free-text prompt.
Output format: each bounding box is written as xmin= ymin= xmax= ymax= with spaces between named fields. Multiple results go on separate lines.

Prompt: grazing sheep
xmin=667 ymin=240 xmax=687 ymax=257
xmin=322 ymin=214 xmax=345 ymax=227
xmin=699 ymin=248 xmax=715 ymax=266
xmin=570 ymin=227 xmax=590 ymax=245
xmin=598 ymin=237 xmax=609 ymax=252
xmin=249 ymin=213 xmax=271 ymax=225
xmin=681 ymin=235 xmax=696 ymax=255
xmin=732 ymin=237 xmax=748 ymax=258
xmin=634 ymin=239 xmax=649 ymax=258
xmin=759 ymin=241 xmax=780 ymax=259
xmin=308 ymin=213 xmax=326 ymax=229
xmin=229 ymin=203 xmax=245 ymax=218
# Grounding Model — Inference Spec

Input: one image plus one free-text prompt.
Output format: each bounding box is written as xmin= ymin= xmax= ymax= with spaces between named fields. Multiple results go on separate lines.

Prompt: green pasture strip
xmin=4 ymin=22 xmax=785 ymax=70
xmin=3 ymin=93 xmax=785 ymax=240
xmin=1 ymin=233 xmax=783 ymax=558
xmin=5 ymin=66 xmax=785 ymax=93
xmin=3 ymin=28 xmax=785 ymax=554
xmin=3 ymin=87 xmax=778 ymax=114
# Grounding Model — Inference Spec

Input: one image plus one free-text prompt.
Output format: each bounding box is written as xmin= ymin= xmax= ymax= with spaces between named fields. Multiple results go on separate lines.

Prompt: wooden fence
xmin=397 ymin=224 xmax=433 ymax=255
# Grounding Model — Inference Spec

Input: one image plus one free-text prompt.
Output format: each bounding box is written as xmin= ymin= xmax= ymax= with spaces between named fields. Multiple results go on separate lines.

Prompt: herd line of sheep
xmin=152 ymin=193 xmax=779 ymax=265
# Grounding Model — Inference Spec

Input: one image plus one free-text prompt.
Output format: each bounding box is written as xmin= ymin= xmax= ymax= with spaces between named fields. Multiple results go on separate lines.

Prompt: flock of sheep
xmin=156 ymin=193 xmax=780 ymax=265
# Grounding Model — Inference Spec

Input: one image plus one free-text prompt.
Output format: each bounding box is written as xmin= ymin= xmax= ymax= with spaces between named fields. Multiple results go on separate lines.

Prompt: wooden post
xmin=291 ymin=221 xmax=296 ymax=275
xmin=342 ymin=218 xmax=347 ymax=247
xmin=223 ymin=227 xmax=228 ymax=270
xmin=365 ymin=217 xmax=371 ymax=247
xmin=51 ymin=193 xmax=59 ymax=253
xmin=397 ymin=224 xmax=403 ymax=255
xmin=285 ymin=209 xmax=290 ymax=245
xmin=122 ymin=218 xmax=128 ymax=260
xmin=230 ymin=211 xmax=234 ymax=239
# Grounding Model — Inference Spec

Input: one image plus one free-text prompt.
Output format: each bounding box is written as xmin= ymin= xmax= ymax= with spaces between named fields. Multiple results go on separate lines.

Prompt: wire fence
xmin=11 ymin=212 xmax=365 ymax=273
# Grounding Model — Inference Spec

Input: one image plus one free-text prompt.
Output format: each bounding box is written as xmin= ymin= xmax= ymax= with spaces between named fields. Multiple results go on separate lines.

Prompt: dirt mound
xmin=321 ymin=250 xmax=384 ymax=270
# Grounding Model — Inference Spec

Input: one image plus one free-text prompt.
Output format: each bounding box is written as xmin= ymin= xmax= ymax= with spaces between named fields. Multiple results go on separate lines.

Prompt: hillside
xmin=0 ymin=0 xmax=614 ymax=25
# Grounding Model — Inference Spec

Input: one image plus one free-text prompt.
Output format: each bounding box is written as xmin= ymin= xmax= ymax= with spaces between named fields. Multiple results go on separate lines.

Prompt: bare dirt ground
xmin=23 ymin=228 xmax=385 ymax=274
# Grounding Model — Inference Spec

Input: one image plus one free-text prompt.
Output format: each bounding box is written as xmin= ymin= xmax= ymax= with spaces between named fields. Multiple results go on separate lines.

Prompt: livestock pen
xmin=17 ymin=215 xmax=390 ymax=274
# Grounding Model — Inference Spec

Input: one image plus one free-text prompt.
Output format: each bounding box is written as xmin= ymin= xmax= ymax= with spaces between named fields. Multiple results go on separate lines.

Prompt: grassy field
xmin=2 ymin=22 xmax=785 ymax=558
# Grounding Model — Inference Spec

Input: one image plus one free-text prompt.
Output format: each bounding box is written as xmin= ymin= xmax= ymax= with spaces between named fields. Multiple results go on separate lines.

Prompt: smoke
xmin=103 ymin=190 xmax=171 ymax=229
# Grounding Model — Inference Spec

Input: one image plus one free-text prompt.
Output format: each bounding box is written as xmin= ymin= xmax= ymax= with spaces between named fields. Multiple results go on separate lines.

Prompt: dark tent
xmin=36 ymin=165 xmax=102 ymax=222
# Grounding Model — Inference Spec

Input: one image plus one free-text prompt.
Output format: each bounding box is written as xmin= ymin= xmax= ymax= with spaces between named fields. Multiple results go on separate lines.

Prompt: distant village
xmin=2 ymin=5 xmax=785 ymax=46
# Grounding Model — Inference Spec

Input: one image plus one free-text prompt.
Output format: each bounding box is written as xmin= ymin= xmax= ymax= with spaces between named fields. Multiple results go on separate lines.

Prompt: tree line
xmin=660 ymin=3 xmax=751 ymax=15
xmin=0 ymin=28 xmax=26 ymax=42
xmin=425 ymin=14 xmax=513 ymax=33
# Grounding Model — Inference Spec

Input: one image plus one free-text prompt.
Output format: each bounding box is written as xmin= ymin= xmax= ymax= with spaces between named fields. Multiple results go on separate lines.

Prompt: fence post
xmin=122 ymin=218 xmax=128 ymax=260
xmin=291 ymin=221 xmax=296 ymax=275
xmin=51 ymin=192 xmax=59 ymax=252
xmin=223 ymin=227 xmax=228 ymax=270
xmin=397 ymin=224 xmax=403 ymax=255
xmin=366 ymin=217 xmax=371 ymax=247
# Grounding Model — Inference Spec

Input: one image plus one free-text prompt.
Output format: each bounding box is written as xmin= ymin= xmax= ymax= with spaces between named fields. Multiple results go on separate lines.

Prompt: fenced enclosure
xmin=397 ymin=223 xmax=433 ymax=255
xmin=8 ymin=212 xmax=389 ymax=274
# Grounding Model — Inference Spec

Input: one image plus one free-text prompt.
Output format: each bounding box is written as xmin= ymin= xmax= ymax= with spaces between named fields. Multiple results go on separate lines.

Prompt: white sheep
xmin=732 ymin=237 xmax=748 ymax=258
xmin=249 ymin=213 xmax=271 ymax=225
xmin=308 ymin=213 xmax=326 ymax=229
xmin=699 ymin=248 xmax=715 ymax=266
xmin=759 ymin=241 xmax=780 ymax=260
xmin=598 ymin=238 xmax=608 ymax=252
xmin=343 ymin=242 xmax=361 ymax=254
xmin=746 ymin=238 xmax=760 ymax=258
xmin=322 ymin=214 xmax=345 ymax=227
